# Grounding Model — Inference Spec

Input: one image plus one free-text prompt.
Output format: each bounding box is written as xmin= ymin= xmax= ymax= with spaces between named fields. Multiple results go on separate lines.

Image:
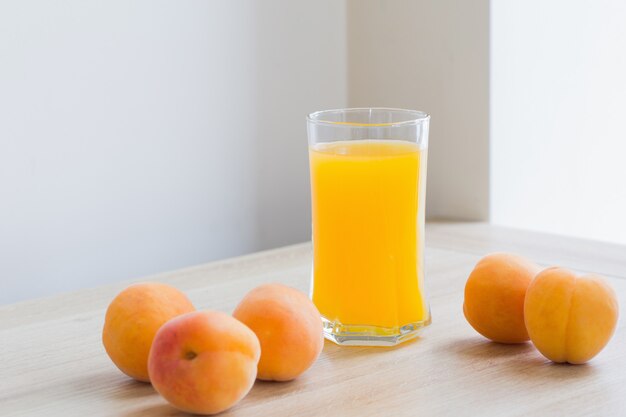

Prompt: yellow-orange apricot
xmin=233 ymin=283 xmax=324 ymax=381
xmin=148 ymin=310 xmax=261 ymax=415
xmin=524 ymin=267 xmax=618 ymax=364
xmin=463 ymin=253 xmax=541 ymax=343
xmin=102 ymin=282 xmax=195 ymax=381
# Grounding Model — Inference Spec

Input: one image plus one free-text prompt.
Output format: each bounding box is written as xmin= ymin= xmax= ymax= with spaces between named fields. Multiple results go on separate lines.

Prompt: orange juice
xmin=309 ymin=140 xmax=429 ymax=332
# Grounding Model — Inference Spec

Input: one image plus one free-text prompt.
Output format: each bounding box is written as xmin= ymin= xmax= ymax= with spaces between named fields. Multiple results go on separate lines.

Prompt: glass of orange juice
xmin=307 ymin=108 xmax=430 ymax=346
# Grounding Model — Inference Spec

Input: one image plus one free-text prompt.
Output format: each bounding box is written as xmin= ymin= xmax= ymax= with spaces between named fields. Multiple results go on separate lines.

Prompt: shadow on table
xmin=120 ymin=379 xmax=310 ymax=417
xmin=441 ymin=336 xmax=535 ymax=359
xmin=440 ymin=336 xmax=597 ymax=381
xmin=54 ymin=369 xmax=157 ymax=402
xmin=121 ymin=403 xmax=185 ymax=417
xmin=106 ymin=377 xmax=156 ymax=401
xmin=243 ymin=377 xmax=307 ymax=402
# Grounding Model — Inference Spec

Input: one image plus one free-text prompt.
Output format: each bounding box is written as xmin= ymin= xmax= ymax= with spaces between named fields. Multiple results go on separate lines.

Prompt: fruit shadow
xmin=244 ymin=377 xmax=308 ymax=402
xmin=441 ymin=336 xmax=535 ymax=360
xmin=108 ymin=377 xmax=157 ymax=401
xmin=121 ymin=403 xmax=185 ymax=417
xmin=441 ymin=337 xmax=597 ymax=382
xmin=46 ymin=370 xmax=156 ymax=403
xmin=121 ymin=399 xmax=268 ymax=417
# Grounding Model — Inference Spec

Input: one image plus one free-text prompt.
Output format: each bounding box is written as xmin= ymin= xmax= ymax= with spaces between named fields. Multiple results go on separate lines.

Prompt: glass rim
xmin=306 ymin=107 xmax=430 ymax=128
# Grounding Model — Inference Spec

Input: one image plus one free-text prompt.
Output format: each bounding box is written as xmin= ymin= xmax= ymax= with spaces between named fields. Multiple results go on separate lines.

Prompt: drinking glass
xmin=307 ymin=108 xmax=431 ymax=346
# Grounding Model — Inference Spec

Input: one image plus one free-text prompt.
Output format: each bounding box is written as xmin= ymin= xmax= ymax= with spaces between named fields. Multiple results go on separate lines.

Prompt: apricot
xmin=233 ymin=283 xmax=323 ymax=381
xmin=524 ymin=267 xmax=618 ymax=364
xmin=148 ymin=310 xmax=260 ymax=415
xmin=102 ymin=282 xmax=195 ymax=381
xmin=463 ymin=253 xmax=541 ymax=343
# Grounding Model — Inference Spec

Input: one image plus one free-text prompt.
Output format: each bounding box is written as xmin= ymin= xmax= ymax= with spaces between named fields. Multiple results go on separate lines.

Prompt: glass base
xmin=321 ymin=313 xmax=431 ymax=347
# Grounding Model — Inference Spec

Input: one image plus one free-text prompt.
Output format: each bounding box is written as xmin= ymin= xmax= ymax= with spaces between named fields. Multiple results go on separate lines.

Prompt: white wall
xmin=491 ymin=0 xmax=626 ymax=245
xmin=0 ymin=0 xmax=347 ymax=304
xmin=8 ymin=0 xmax=623 ymax=305
xmin=254 ymin=2 xmax=347 ymax=249
xmin=347 ymin=0 xmax=490 ymax=221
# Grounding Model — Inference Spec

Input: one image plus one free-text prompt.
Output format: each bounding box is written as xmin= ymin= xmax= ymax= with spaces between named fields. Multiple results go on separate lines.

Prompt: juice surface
xmin=309 ymin=140 xmax=428 ymax=329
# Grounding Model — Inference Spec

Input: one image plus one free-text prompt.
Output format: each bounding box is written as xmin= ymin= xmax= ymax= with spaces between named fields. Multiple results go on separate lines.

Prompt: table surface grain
xmin=2 ymin=222 xmax=626 ymax=417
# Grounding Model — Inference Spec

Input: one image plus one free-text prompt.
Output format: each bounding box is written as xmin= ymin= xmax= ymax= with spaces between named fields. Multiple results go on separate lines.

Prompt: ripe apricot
xmin=148 ymin=310 xmax=261 ymax=415
xmin=524 ymin=267 xmax=618 ymax=364
xmin=463 ymin=253 xmax=541 ymax=343
xmin=233 ymin=283 xmax=324 ymax=381
xmin=102 ymin=282 xmax=195 ymax=381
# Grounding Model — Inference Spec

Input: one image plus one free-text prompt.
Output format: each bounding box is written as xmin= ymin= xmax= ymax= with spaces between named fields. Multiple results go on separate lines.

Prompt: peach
xmin=148 ymin=310 xmax=260 ymax=415
xmin=463 ymin=253 xmax=541 ymax=343
xmin=524 ymin=267 xmax=619 ymax=364
xmin=233 ymin=283 xmax=323 ymax=381
xmin=102 ymin=282 xmax=195 ymax=381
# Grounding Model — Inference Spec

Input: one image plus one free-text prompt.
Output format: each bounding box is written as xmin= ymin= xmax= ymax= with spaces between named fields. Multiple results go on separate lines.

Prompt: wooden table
xmin=2 ymin=222 xmax=625 ymax=416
